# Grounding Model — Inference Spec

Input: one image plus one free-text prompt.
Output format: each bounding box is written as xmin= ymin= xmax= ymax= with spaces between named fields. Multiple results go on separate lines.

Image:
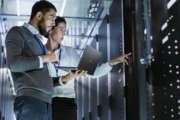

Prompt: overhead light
xmin=59 ymin=0 xmax=66 ymax=16
xmin=16 ymin=0 xmax=20 ymax=16
xmin=167 ymin=0 xmax=177 ymax=9
xmin=92 ymin=3 xmax=96 ymax=7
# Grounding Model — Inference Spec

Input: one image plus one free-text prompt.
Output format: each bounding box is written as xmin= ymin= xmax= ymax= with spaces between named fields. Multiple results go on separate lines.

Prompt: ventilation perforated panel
xmin=0 ymin=17 xmax=15 ymax=120
xmin=151 ymin=0 xmax=180 ymax=120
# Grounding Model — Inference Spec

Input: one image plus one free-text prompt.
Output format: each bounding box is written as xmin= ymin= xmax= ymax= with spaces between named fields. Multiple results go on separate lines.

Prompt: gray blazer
xmin=5 ymin=26 xmax=53 ymax=103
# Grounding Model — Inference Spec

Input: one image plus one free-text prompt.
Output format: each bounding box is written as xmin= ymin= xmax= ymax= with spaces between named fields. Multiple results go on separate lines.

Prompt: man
xmin=47 ymin=16 xmax=131 ymax=120
xmin=5 ymin=1 xmax=58 ymax=120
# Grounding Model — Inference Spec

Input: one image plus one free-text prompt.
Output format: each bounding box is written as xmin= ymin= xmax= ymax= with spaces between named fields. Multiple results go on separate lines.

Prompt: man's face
xmin=38 ymin=8 xmax=56 ymax=37
xmin=51 ymin=22 xmax=66 ymax=44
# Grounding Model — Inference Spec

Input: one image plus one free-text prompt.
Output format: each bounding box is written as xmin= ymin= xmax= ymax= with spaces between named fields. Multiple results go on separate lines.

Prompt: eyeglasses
xmin=57 ymin=27 xmax=66 ymax=34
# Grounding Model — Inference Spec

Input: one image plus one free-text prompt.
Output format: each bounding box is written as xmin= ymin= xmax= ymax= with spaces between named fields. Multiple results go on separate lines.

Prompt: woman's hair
xmin=55 ymin=16 xmax=66 ymax=27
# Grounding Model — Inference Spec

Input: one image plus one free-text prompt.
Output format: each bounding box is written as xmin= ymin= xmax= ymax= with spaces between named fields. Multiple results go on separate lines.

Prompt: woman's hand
xmin=46 ymin=32 xmax=59 ymax=52
xmin=109 ymin=52 xmax=132 ymax=66
xmin=61 ymin=70 xmax=87 ymax=84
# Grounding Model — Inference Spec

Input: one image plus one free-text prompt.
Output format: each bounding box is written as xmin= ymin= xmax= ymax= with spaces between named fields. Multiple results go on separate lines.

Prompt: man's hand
xmin=109 ymin=52 xmax=132 ymax=66
xmin=46 ymin=34 xmax=59 ymax=52
xmin=40 ymin=52 xmax=59 ymax=64
xmin=61 ymin=70 xmax=87 ymax=84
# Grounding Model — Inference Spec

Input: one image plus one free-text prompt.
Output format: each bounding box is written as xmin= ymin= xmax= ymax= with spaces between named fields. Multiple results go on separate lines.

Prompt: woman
xmin=47 ymin=16 xmax=131 ymax=120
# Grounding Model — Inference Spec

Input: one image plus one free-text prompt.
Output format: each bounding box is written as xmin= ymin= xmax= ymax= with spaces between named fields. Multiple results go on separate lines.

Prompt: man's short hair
xmin=30 ymin=0 xmax=57 ymax=20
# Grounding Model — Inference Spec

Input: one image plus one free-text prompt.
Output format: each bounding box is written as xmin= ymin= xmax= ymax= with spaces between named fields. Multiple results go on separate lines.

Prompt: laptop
xmin=56 ymin=45 xmax=102 ymax=75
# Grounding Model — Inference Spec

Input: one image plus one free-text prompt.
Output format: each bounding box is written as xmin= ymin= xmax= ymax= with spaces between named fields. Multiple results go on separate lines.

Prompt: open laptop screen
xmin=56 ymin=45 xmax=102 ymax=75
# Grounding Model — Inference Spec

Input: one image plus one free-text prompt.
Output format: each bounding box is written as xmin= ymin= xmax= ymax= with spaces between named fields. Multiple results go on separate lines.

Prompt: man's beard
xmin=38 ymin=19 xmax=49 ymax=38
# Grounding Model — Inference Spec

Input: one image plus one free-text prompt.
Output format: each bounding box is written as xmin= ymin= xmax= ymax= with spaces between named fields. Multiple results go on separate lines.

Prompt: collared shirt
xmin=23 ymin=23 xmax=45 ymax=68
xmin=24 ymin=23 xmax=40 ymax=35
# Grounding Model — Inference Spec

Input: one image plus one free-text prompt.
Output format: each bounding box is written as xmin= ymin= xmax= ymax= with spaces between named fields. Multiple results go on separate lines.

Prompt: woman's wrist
xmin=61 ymin=73 xmax=73 ymax=84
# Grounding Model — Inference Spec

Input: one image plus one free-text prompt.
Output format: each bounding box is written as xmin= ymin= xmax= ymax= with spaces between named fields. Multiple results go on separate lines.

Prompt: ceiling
xmin=0 ymin=0 xmax=112 ymax=48
xmin=0 ymin=0 xmax=103 ymax=17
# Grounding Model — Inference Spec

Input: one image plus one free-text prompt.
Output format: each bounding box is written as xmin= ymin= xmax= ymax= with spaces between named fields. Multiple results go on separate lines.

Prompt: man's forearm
xmin=8 ymin=56 xmax=40 ymax=72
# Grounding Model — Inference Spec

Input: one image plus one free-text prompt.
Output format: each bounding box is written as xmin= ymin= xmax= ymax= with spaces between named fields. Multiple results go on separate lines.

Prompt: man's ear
xmin=35 ymin=12 xmax=43 ymax=21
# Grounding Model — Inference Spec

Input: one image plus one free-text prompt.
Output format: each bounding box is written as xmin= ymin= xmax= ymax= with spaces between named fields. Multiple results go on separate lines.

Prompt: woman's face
xmin=52 ymin=22 xmax=66 ymax=44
